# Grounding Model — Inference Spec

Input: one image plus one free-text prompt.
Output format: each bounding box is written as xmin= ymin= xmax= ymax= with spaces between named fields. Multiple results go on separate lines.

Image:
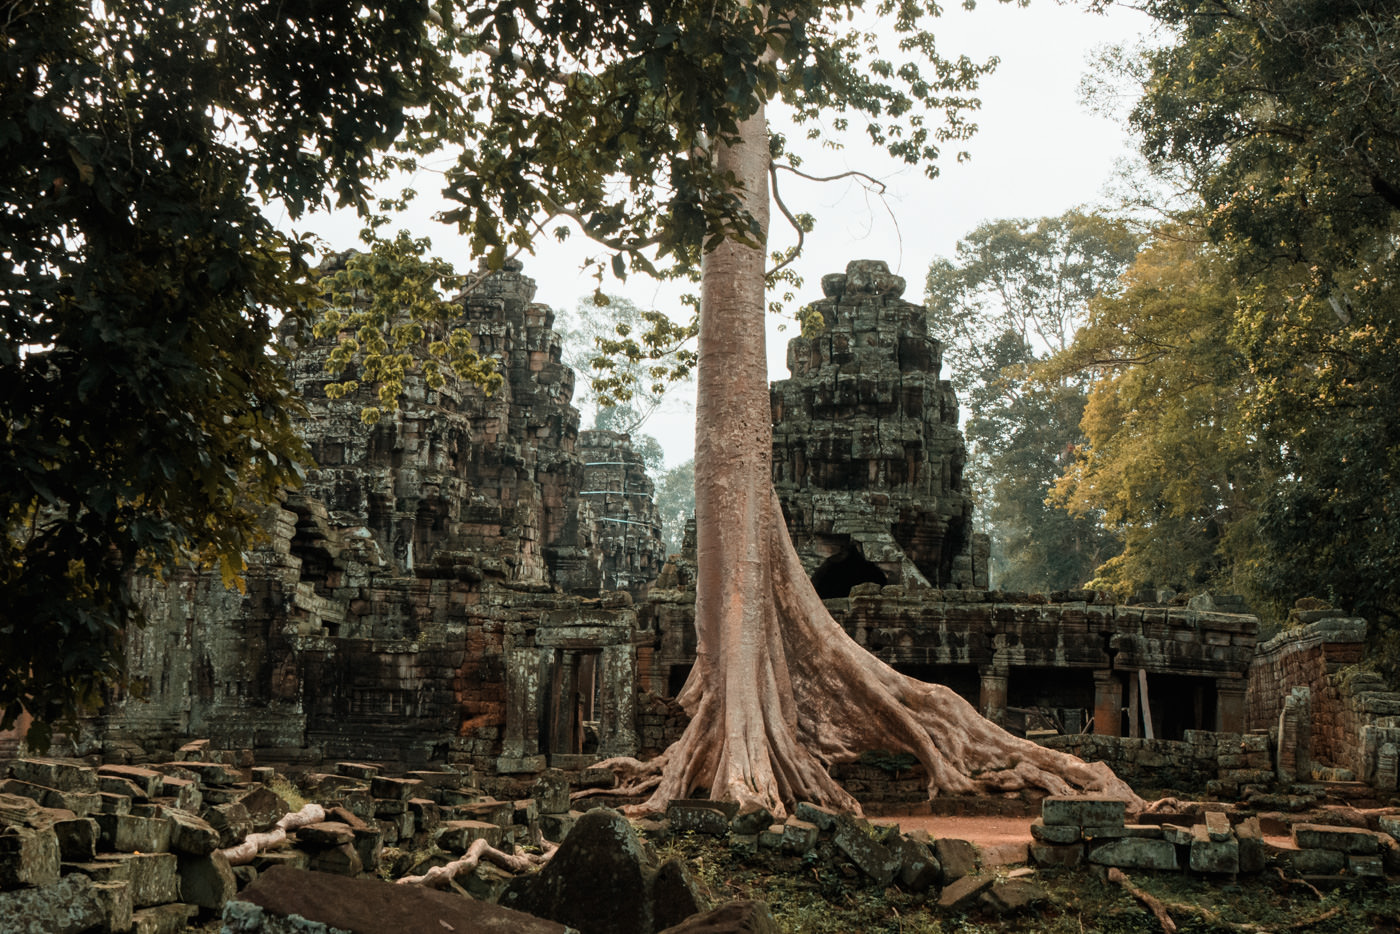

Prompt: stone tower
xmin=771 ymin=259 xmax=988 ymax=594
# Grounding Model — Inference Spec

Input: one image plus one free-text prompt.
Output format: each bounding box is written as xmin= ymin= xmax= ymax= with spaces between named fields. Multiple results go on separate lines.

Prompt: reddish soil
xmin=870 ymin=813 xmax=1035 ymax=847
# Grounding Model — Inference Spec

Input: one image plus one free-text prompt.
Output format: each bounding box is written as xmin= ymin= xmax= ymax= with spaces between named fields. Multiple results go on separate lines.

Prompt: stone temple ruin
xmin=21 ymin=258 xmax=1397 ymax=802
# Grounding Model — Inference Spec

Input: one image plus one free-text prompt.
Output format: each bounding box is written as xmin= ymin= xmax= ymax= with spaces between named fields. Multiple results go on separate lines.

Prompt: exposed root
xmin=1110 ymin=867 xmax=1342 ymax=934
xmin=398 ymin=837 xmax=556 ymax=888
xmin=596 ymin=487 xmax=1144 ymax=819
xmin=219 ymin=803 xmax=326 ymax=866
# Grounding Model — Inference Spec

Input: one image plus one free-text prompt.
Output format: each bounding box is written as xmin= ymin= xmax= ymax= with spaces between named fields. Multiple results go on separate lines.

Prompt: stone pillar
xmin=979 ymin=666 xmax=1008 ymax=722
xmin=596 ymin=644 xmax=638 ymax=758
xmin=1276 ymin=686 xmax=1312 ymax=784
xmin=1215 ymin=678 xmax=1247 ymax=734
xmin=498 ymin=635 xmax=549 ymax=773
xmin=1093 ymin=671 xmax=1123 ymax=737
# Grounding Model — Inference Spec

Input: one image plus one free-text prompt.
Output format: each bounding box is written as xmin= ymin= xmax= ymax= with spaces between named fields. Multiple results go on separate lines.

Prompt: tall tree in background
xmin=1044 ymin=234 xmax=1263 ymax=597
xmin=1114 ymin=0 xmax=1400 ymax=631
xmin=413 ymin=0 xmax=1138 ymax=813
xmin=925 ymin=211 xmax=1139 ymax=590
xmin=0 ymin=0 xmax=457 ymax=742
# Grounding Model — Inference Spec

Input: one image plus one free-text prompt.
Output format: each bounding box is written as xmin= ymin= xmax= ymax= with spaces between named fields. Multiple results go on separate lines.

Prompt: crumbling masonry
xmin=63 ymin=259 xmax=1397 ymax=797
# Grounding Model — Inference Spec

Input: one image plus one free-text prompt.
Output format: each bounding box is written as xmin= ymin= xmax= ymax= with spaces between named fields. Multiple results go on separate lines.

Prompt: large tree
xmin=1106 ymin=0 xmax=1400 ymax=634
xmin=925 ymin=212 xmax=1139 ymax=591
xmin=1 ymin=0 xmax=462 ymax=742
xmin=400 ymin=1 xmax=1139 ymax=813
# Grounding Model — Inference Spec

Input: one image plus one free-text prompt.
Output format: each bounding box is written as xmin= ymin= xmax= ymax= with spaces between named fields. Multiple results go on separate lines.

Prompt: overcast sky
xmin=296 ymin=0 xmax=1156 ymax=469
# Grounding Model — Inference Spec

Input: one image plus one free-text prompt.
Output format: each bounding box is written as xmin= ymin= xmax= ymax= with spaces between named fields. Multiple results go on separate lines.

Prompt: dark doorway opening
xmin=811 ymin=546 xmax=887 ymax=599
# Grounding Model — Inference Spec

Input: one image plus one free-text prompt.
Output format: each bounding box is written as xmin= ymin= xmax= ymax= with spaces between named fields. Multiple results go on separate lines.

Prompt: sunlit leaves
xmin=315 ymin=232 xmax=502 ymax=424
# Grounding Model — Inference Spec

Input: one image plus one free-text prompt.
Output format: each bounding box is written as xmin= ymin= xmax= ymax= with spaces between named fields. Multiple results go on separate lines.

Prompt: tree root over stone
xmin=398 ymin=837 xmax=556 ymax=888
xmin=594 ymin=491 xmax=1144 ymax=819
xmin=220 ymin=803 xmax=326 ymax=866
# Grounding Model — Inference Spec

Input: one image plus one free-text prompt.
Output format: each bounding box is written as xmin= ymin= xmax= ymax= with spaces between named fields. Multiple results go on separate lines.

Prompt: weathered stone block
xmin=1204 ymin=810 xmax=1232 ymax=841
xmin=1030 ymin=819 xmax=1080 ymax=845
xmin=178 ymin=851 xmax=236 ymax=910
xmin=1347 ymin=854 xmax=1384 ymax=878
xmin=891 ymin=835 xmax=939 ymax=892
xmin=352 ymin=827 xmax=383 ymax=870
xmin=1029 ymin=843 xmax=1084 ymax=868
xmin=1286 ymin=848 xmax=1345 ymax=874
xmin=166 ymin=809 xmax=219 ymax=856
xmin=435 ymin=819 xmax=502 ymax=852
xmin=296 ymin=821 xmax=356 ymax=848
xmin=937 ymin=874 xmax=994 ymax=910
xmin=1088 ymin=838 xmax=1179 ymax=870
xmin=934 ymin=837 xmax=979 ymax=882
xmin=781 ymin=817 xmax=818 ymax=854
xmin=53 ymin=817 xmax=99 ymax=863
xmin=1292 ymin=824 xmax=1380 ymax=854
xmin=539 ymin=812 xmax=579 ymax=843
xmin=729 ymin=807 xmax=772 ymax=836
xmin=9 ymin=759 xmax=97 ymax=794
xmin=530 ymin=770 xmax=572 ymax=815
xmin=307 ymin=842 xmax=362 ymax=877
xmin=90 ymin=852 xmax=179 ymax=908
xmin=1189 ymin=832 xmax=1239 ymax=874
xmin=1235 ymin=816 xmax=1265 ymax=873
xmin=1042 ymin=796 xmax=1126 ymax=828
xmin=369 ymin=776 xmax=422 ymax=802
xmin=666 ymin=802 xmax=732 ymax=836
xmin=794 ymin=801 xmax=839 ymax=831
xmin=0 ymin=871 xmax=108 ymax=933
xmin=0 ymin=823 xmax=60 ymax=888
xmin=97 ymin=766 xmax=164 ymax=799
xmin=130 ymin=901 xmax=197 ymax=934
xmin=97 ymin=813 xmax=172 ymax=853
xmin=202 ymin=802 xmax=252 ymax=848
xmin=1160 ymin=823 xmax=1194 ymax=845
xmin=833 ymin=815 xmax=899 ymax=886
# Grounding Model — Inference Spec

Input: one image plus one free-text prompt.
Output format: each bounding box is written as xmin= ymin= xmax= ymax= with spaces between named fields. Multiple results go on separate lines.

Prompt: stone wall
xmin=1246 ymin=618 xmax=1400 ymax=789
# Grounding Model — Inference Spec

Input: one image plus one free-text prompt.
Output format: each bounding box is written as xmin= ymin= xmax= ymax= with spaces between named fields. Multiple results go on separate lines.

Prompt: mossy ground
xmin=648 ymin=829 xmax=1400 ymax=934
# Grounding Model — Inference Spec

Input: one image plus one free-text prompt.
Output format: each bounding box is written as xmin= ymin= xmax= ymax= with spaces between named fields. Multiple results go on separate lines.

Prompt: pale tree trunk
xmin=598 ymin=101 xmax=1141 ymax=819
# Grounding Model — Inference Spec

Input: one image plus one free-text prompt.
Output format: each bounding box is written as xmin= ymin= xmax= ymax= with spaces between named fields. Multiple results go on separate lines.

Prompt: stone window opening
xmin=546 ymin=648 xmax=600 ymax=758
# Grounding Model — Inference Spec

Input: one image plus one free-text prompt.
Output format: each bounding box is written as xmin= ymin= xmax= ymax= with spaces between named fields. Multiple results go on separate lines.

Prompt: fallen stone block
xmin=97 ymin=812 xmax=173 ymax=853
xmin=832 ymin=815 xmax=899 ymax=887
xmin=531 ymin=769 xmax=572 ymax=815
xmin=434 ymin=819 xmax=502 ymax=852
xmin=0 ymin=870 xmax=109 ymax=933
xmin=781 ymin=817 xmax=818 ymax=854
xmin=179 ymin=850 xmax=237 ymax=910
xmin=296 ymin=821 xmax=357 ymax=848
xmin=227 ymin=864 xmax=577 ymax=933
xmin=1204 ymin=810 xmax=1232 ymax=842
xmin=9 ymin=758 xmax=97 ymax=793
xmin=937 ymin=874 xmax=994 ymax=910
xmin=980 ymin=878 xmax=1048 ymax=914
xmin=1235 ymin=816 xmax=1265 ymax=873
xmin=130 ymin=901 xmax=196 ymax=934
xmin=1189 ymin=825 xmax=1239 ymax=873
xmin=891 ymin=835 xmax=939 ymax=892
xmin=657 ymin=899 xmax=779 ymax=934
xmin=1029 ymin=843 xmax=1083 ymax=868
xmin=166 ymin=808 xmax=219 ymax=855
xmin=1029 ymin=819 xmax=1080 ymax=845
xmin=0 ymin=822 xmax=61 ymax=887
xmin=1088 ymin=838 xmax=1179 ymax=871
xmin=370 ymin=775 xmax=424 ymax=802
xmin=793 ymin=802 xmax=839 ymax=832
xmin=1042 ymin=796 xmax=1126 ymax=828
xmin=729 ymin=807 xmax=772 ymax=836
xmin=1292 ymin=824 xmax=1380 ymax=854
xmin=667 ymin=801 xmax=733 ymax=836
xmin=307 ymin=842 xmax=362 ymax=877
xmin=1286 ymin=847 xmax=1345 ymax=874
xmin=87 ymin=852 xmax=179 ymax=907
xmin=98 ymin=766 xmax=164 ymax=799
xmin=934 ymin=837 xmax=979 ymax=882
xmin=1348 ymin=854 xmax=1385 ymax=878
xmin=53 ymin=816 xmax=99 ymax=862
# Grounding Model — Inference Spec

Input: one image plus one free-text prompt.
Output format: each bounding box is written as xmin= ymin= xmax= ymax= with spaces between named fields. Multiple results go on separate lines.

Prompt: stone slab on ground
xmin=0 ymin=872 xmax=110 ymax=934
xmin=1292 ymin=824 xmax=1380 ymax=854
xmin=1088 ymin=838 xmax=1179 ymax=871
xmin=657 ymin=899 xmax=780 ymax=934
xmin=937 ymin=874 xmax=995 ymax=910
xmin=228 ymin=864 xmax=576 ymax=933
xmin=132 ymin=901 xmax=197 ymax=934
xmin=0 ymin=821 xmax=61 ymax=887
xmin=934 ymin=837 xmax=979 ymax=882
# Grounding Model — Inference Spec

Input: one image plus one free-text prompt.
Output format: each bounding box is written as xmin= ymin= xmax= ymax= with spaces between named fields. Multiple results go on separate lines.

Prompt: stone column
xmin=1215 ymin=678 xmax=1247 ymax=734
xmin=497 ymin=635 xmax=550 ymax=773
xmin=1093 ymin=671 xmax=1123 ymax=737
xmin=596 ymin=644 xmax=638 ymax=758
xmin=978 ymin=666 xmax=1008 ymax=722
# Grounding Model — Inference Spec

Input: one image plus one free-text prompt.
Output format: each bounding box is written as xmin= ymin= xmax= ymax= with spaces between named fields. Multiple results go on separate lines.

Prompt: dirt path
xmin=870 ymin=813 xmax=1035 ymax=847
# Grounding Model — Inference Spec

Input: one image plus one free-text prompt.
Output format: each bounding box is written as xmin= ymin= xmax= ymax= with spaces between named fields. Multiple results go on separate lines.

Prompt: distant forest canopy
xmin=925 ymin=0 xmax=1400 ymax=680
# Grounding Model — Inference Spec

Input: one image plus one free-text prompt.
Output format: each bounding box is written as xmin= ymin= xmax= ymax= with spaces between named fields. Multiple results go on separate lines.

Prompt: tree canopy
xmin=1 ymin=0 xmax=460 ymax=741
xmin=925 ymin=211 xmax=1139 ymax=590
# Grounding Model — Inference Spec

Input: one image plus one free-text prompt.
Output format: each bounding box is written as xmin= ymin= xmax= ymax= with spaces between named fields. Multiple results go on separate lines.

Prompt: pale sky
xmin=293 ymin=0 xmax=1155 ymax=469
